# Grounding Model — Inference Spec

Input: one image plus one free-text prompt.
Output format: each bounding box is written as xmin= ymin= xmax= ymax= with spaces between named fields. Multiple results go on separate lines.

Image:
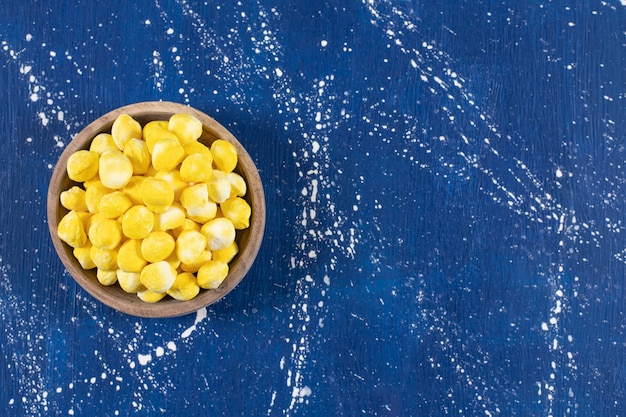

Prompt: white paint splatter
xmin=181 ymin=307 xmax=208 ymax=338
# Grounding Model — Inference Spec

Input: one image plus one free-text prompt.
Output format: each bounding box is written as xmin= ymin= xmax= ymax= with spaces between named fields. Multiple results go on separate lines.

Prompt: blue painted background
xmin=2 ymin=1 xmax=626 ymax=416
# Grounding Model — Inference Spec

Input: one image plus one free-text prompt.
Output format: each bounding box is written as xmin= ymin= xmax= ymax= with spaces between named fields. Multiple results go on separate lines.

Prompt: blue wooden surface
xmin=2 ymin=1 xmax=626 ymax=416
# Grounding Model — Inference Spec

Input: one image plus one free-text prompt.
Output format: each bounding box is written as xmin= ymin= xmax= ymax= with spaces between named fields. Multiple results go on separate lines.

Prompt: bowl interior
xmin=47 ymin=101 xmax=265 ymax=318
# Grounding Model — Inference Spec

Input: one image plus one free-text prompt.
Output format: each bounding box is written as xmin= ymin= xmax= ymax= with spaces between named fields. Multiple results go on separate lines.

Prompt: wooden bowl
xmin=47 ymin=101 xmax=265 ymax=318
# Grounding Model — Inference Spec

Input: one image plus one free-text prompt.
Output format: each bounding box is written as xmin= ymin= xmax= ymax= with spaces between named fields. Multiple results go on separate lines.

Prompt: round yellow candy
xmin=142 ymin=122 xmax=173 ymax=153
xmin=67 ymin=150 xmax=99 ymax=182
xmin=183 ymin=140 xmax=212 ymax=157
xmin=99 ymin=150 xmax=133 ymax=189
xmin=167 ymin=272 xmax=200 ymax=301
xmin=140 ymin=260 xmax=176 ymax=293
xmin=201 ymin=217 xmax=235 ymax=251
xmin=180 ymin=183 xmax=217 ymax=223
xmin=83 ymin=212 xmax=106 ymax=235
xmin=154 ymin=170 xmax=187 ymax=201
xmin=227 ymin=172 xmax=247 ymax=198
xmin=121 ymin=176 xmax=144 ymax=205
xmin=97 ymin=191 xmax=132 ymax=219
xmin=151 ymin=138 xmax=184 ymax=172
xmin=89 ymin=246 xmax=118 ymax=270
xmin=89 ymin=133 xmax=117 ymax=155
xmin=180 ymin=250 xmax=212 ymax=273
xmin=137 ymin=288 xmax=168 ymax=303
xmin=175 ymin=230 xmax=207 ymax=265
xmin=117 ymin=270 xmax=143 ymax=293
xmin=60 ymin=186 xmax=88 ymax=212
xmin=73 ymin=243 xmax=96 ymax=270
xmin=172 ymin=218 xmax=201 ymax=238
xmin=88 ymin=217 xmax=122 ymax=250
xmin=121 ymin=205 xmax=154 ymax=239
xmin=156 ymin=203 xmax=186 ymax=231
xmin=97 ymin=269 xmax=118 ymax=286
xmin=180 ymin=153 xmax=213 ymax=183
xmin=168 ymin=113 xmax=203 ymax=145
xmin=140 ymin=231 xmax=175 ymax=263
xmin=123 ymin=138 xmax=151 ymax=175
xmin=140 ymin=177 xmax=174 ymax=213
xmin=197 ymin=260 xmax=229 ymax=289
xmin=220 ymin=197 xmax=251 ymax=229
xmin=165 ymin=251 xmax=181 ymax=272
xmin=84 ymin=181 xmax=113 ymax=213
xmin=210 ymin=139 xmax=238 ymax=173
xmin=111 ymin=114 xmax=142 ymax=150
xmin=57 ymin=211 xmax=87 ymax=248
xmin=212 ymin=241 xmax=239 ymax=263
xmin=207 ymin=170 xmax=231 ymax=203
xmin=143 ymin=120 xmax=169 ymax=134
xmin=117 ymin=239 xmax=147 ymax=273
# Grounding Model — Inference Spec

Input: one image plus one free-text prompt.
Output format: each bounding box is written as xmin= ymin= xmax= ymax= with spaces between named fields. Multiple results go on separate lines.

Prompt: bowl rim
xmin=47 ymin=101 xmax=265 ymax=318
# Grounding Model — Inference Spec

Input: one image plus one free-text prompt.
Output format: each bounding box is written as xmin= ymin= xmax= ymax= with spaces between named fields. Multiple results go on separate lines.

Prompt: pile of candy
xmin=57 ymin=113 xmax=251 ymax=303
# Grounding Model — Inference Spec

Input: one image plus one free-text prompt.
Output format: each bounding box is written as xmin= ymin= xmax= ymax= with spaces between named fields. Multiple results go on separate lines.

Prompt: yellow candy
xmin=155 ymin=170 xmax=187 ymax=200
xmin=97 ymin=269 xmax=118 ymax=286
xmin=212 ymin=241 xmax=239 ymax=263
xmin=117 ymin=270 xmax=144 ymax=293
xmin=227 ymin=172 xmax=247 ymax=197
xmin=167 ymin=272 xmax=200 ymax=301
xmin=89 ymin=133 xmax=117 ymax=155
xmin=210 ymin=139 xmax=238 ymax=173
xmin=220 ymin=197 xmax=251 ymax=229
xmin=117 ymin=239 xmax=147 ymax=272
xmin=168 ymin=113 xmax=203 ymax=145
xmin=123 ymin=138 xmax=151 ymax=175
xmin=165 ymin=251 xmax=182 ymax=272
xmin=67 ymin=150 xmax=99 ymax=182
xmin=137 ymin=288 xmax=168 ymax=303
xmin=142 ymin=122 xmax=172 ymax=152
xmin=207 ymin=170 xmax=231 ymax=203
xmin=97 ymin=191 xmax=132 ymax=218
xmin=197 ymin=260 xmax=229 ymax=289
xmin=121 ymin=205 xmax=154 ymax=239
xmin=171 ymin=218 xmax=201 ymax=238
xmin=180 ymin=250 xmax=212 ymax=273
xmin=99 ymin=150 xmax=133 ymax=189
xmin=140 ymin=230 xmax=175 ymax=262
xmin=84 ymin=180 xmax=113 ymax=213
xmin=140 ymin=260 xmax=176 ymax=293
xmin=57 ymin=211 xmax=87 ymax=248
xmin=146 ymin=165 xmax=159 ymax=178
xmin=140 ymin=177 xmax=174 ymax=213
xmin=111 ymin=114 xmax=142 ymax=150
xmin=180 ymin=183 xmax=217 ymax=223
xmin=83 ymin=212 xmax=105 ymax=235
xmin=89 ymin=246 xmax=118 ymax=270
xmin=60 ymin=186 xmax=88 ymax=212
xmin=76 ymin=211 xmax=93 ymax=231
xmin=201 ymin=217 xmax=235 ymax=251
xmin=143 ymin=120 xmax=169 ymax=134
xmin=73 ymin=244 xmax=96 ymax=270
xmin=183 ymin=140 xmax=212 ymax=157
xmin=155 ymin=203 xmax=186 ymax=231
xmin=175 ymin=230 xmax=207 ymax=265
xmin=121 ymin=176 xmax=144 ymax=205
xmin=88 ymin=217 xmax=122 ymax=250
xmin=83 ymin=177 xmax=101 ymax=188
xmin=151 ymin=138 xmax=185 ymax=172
xmin=180 ymin=153 xmax=213 ymax=183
